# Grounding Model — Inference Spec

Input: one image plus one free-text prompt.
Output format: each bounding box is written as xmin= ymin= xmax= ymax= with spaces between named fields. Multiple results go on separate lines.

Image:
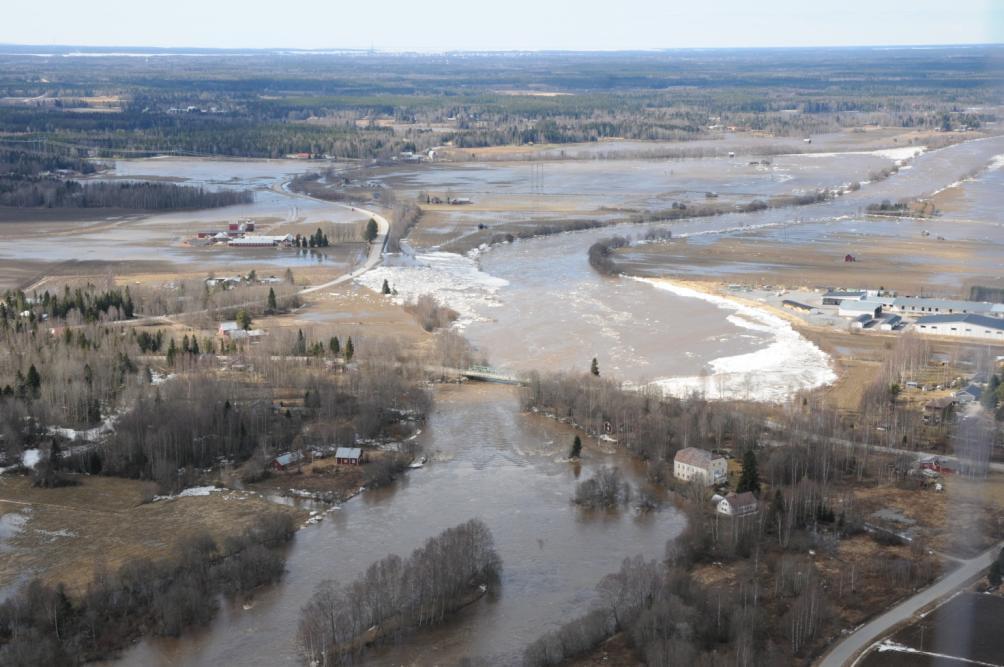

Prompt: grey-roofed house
xmin=913 ymin=314 xmax=1004 ymax=341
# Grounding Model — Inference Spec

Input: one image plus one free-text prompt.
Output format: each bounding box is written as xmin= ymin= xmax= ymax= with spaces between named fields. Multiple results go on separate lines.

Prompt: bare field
xmin=0 ymin=474 xmax=305 ymax=596
xmin=617 ymin=231 xmax=999 ymax=297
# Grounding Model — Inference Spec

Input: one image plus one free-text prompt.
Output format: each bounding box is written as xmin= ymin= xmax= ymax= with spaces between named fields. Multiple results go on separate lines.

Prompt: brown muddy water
xmin=116 ymin=384 xmax=683 ymax=666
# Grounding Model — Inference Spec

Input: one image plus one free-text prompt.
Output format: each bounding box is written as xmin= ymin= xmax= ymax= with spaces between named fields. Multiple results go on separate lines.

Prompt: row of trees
xmin=298 ymin=519 xmax=502 ymax=665
xmin=0 ymin=178 xmax=253 ymax=209
xmin=0 ymin=513 xmax=296 ymax=666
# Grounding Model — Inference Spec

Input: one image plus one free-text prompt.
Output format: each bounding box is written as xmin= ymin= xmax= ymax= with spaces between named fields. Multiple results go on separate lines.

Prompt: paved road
xmin=274 ymin=179 xmax=390 ymax=294
xmin=818 ymin=540 xmax=1003 ymax=667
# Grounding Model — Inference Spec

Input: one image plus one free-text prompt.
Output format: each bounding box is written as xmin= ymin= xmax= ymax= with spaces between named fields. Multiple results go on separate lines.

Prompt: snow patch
xmin=637 ymin=278 xmax=837 ymax=403
xmin=153 ymin=486 xmax=223 ymax=501
xmin=21 ymin=449 xmax=40 ymax=469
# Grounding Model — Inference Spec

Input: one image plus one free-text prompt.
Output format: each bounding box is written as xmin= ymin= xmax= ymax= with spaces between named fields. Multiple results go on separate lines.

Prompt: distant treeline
xmin=0 ymin=177 xmax=252 ymax=209
xmin=0 ymin=512 xmax=296 ymax=666
xmin=970 ymin=286 xmax=1004 ymax=303
xmin=0 ymin=46 xmax=998 ymax=159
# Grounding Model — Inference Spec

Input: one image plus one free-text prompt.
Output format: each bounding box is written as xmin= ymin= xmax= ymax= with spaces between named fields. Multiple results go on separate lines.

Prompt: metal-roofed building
xmin=822 ymin=290 xmax=866 ymax=306
xmin=913 ymin=314 xmax=1004 ymax=341
xmin=890 ymin=297 xmax=995 ymax=317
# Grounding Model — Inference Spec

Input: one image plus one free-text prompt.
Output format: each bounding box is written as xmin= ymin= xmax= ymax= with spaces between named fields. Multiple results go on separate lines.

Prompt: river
xmin=111 ymin=134 xmax=1004 ymax=665
xmin=118 ymin=384 xmax=683 ymax=666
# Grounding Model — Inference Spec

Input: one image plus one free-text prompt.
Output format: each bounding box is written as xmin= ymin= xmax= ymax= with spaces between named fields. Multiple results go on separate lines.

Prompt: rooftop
xmin=674 ymin=447 xmax=722 ymax=469
xmin=336 ymin=447 xmax=362 ymax=459
xmin=914 ymin=314 xmax=1004 ymax=331
xmin=722 ymin=491 xmax=758 ymax=512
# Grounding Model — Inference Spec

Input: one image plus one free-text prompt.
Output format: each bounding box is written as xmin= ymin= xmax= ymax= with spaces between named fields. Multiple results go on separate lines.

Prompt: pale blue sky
xmin=2 ymin=0 xmax=1001 ymax=51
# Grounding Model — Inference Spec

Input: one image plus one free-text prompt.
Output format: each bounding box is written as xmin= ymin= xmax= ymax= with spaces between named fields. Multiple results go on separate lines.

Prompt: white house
xmin=218 ymin=321 xmax=240 ymax=336
xmin=674 ymin=447 xmax=727 ymax=486
xmin=717 ymin=492 xmax=759 ymax=517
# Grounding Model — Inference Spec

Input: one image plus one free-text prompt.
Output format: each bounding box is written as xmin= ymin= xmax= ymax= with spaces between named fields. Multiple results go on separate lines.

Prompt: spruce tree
xmin=570 ymin=435 xmax=582 ymax=459
xmin=345 ymin=337 xmax=354 ymax=361
xmin=267 ymin=287 xmax=278 ymax=312
xmin=329 ymin=336 xmax=340 ymax=355
xmin=382 ymin=279 xmax=391 ymax=295
xmin=166 ymin=339 xmax=177 ymax=366
xmin=590 ymin=357 xmax=600 ymax=376
xmin=25 ymin=365 xmax=41 ymax=399
xmin=365 ymin=218 xmax=378 ymax=242
xmin=737 ymin=449 xmax=761 ymax=495
xmin=294 ymin=329 xmax=307 ymax=356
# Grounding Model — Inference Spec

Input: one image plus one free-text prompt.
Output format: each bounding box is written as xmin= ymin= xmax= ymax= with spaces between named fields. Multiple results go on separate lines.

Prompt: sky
xmin=1 ymin=0 xmax=1001 ymax=52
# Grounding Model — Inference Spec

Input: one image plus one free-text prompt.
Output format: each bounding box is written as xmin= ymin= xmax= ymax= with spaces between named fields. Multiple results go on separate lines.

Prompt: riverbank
xmin=633 ymin=276 xmax=837 ymax=403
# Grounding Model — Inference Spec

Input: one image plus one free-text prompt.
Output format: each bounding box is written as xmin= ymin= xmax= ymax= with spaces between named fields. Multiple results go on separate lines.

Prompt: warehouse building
xmin=913 ymin=314 xmax=1004 ymax=341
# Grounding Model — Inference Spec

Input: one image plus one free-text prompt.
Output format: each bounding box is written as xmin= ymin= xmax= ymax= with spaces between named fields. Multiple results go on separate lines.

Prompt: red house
xmin=271 ymin=451 xmax=303 ymax=471
xmin=335 ymin=447 xmax=363 ymax=465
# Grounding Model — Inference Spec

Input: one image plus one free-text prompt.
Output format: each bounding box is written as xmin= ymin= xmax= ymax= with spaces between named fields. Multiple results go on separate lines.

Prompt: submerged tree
xmin=570 ymin=435 xmax=582 ymax=459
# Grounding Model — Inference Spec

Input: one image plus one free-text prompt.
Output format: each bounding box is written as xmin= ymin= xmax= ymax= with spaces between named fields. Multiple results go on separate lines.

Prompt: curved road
xmin=273 ymin=179 xmax=391 ymax=294
xmin=818 ymin=540 xmax=1003 ymax=667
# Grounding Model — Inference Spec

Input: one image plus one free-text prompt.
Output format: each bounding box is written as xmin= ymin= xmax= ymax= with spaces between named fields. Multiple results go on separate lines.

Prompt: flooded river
xmin=118 ymin=385 xmax=683 ymax=666
xmin=59 ymin=135 xmax=1004 ymax=665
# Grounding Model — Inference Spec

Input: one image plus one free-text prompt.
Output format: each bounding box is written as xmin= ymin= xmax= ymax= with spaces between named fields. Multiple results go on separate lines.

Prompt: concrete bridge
xmin=428 ymin=365 xmax=523 ymax=385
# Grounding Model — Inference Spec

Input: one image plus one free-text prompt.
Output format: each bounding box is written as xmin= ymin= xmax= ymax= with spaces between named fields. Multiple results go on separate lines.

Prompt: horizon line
xmin=1 ymin=41 xmax=1002 ymax=56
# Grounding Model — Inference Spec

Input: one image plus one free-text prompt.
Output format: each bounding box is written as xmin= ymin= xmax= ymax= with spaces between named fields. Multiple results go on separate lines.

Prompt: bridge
xmin=428 ymin=365 xmax=523 ymax=385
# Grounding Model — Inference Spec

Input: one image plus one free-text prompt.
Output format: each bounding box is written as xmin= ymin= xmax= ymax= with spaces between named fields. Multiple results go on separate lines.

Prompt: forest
xmin=0 ymin=46 xmax=999 ymax=159
xmin=0 ymin=146 xmax=252 ymax=209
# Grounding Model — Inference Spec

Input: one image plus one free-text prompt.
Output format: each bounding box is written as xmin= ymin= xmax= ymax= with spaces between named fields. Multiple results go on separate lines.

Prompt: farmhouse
xmin=913 ymin=314 xmax=1004 ymax=341
xmin=335 ymin=447 xmax=364 ymax=465
xmin=674 ymin=447 xmax=727 ymax=486
xmin=218 ymin=321 xmax=241 ymax=336
xmin=717 ymin=492 xmax=759 ymax=517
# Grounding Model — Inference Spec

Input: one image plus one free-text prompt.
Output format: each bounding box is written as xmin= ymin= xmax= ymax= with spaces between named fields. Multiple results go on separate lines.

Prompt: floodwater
xmin=117 ymin=384 xmax=684 ymax=667
xmin=360 ymin=134 xmax=1004 ymax=400
xmin=0 ymin=157 xmax=369 ymax=274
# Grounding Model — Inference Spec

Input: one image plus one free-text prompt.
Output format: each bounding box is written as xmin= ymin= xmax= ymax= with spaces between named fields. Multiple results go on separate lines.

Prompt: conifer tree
xmin=737 ymin=449 xmax=761 ymax=495
xmin=345 ymin=336 xmax=354 ymax=361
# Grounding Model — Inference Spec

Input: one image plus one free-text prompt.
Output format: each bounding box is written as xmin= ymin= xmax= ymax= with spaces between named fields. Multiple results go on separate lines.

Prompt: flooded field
xmin=116 ymin=384 xmax=684 ymax=667
xmin=358 ymin=135 xmax=1004 ymax=400
xmin=860 ymin=592 xmax=1004 ymax=667
xmin=0 ymin=158 xmax=369 ymax=286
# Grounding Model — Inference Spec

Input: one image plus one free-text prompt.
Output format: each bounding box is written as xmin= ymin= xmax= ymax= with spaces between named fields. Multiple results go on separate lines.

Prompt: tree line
xmin=298 ymin=519 xmax=502 ymax=665
xmin=0 ymin=512 xmax=296 ymax=666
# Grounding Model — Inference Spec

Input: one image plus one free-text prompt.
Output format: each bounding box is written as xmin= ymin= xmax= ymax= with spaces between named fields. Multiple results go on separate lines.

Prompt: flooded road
xmin=118 ymin=385 xmax=683 ymax=666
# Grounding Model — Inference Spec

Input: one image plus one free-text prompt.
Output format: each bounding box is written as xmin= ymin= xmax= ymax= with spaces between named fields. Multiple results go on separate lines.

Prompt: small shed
xmin=271 ymin=451 xmax=303 ymax=471
xmin=336 ymin=447 xmax=364 ymax=465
